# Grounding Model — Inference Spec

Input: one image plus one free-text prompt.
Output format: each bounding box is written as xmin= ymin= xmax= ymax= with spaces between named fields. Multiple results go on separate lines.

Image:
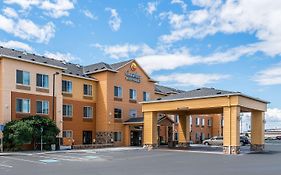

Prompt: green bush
xmin=3 ymin=116 xmax=60 ymax=151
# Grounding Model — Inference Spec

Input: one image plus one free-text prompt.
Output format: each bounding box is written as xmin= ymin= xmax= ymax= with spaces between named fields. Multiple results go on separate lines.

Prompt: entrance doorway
xmin=130 ymin=130 xmax=142 ymax=146
xmin=83 ymin=131 xmax=92 ymax=144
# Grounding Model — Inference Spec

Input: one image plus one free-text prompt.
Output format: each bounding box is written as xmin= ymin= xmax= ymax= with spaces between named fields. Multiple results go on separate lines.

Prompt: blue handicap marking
xmin=40 ymin=159 xmax=60 ymax=163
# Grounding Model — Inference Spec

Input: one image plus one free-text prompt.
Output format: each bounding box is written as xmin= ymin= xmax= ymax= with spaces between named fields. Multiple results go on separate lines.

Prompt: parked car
xmin=203 ymin=136 xmax=250 ymax=146
xmin=276 ymin=136 xmax=281 ymax=140
xmin=203 ymin=136 xmax=223 ymax=146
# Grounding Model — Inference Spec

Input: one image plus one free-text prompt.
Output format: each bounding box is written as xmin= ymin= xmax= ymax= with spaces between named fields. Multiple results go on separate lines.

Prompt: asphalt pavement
xmin=0 ymin=143 xmax=280 ymax=175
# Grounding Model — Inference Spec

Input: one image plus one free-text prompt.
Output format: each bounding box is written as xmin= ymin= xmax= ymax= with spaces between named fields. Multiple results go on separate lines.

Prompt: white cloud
xmin=40 ymin=0 xmax=75 ymax=18
xmin=146 ymin=1 xmax=158 ymax=15
xmin=44 ymin=51 xmax=78 ymax=62
xmin=161 ymin=0 xmax=281 ymax=46
xmin=254 ymin=63 xmax=281 ymax=85
xmin=0 ymin=40 xmax=33 ymax=51
xmin=105 ymin=8 xmax=121 ymax=31
xmin=4 ymin=0 xmax=75 ymax=18
xmin=0 ymin=14 xmax=55 ymax=43
xmin=266 ymin=108 xmax=281 ymax=124
xmin=62 ymin=20 xmax=74 ymax=27
xmin=93 ymin=43 xmax=155 ymax=59
xmin=3 ymin=0 xmax=40 ymax=9
xmin=83 ymin=10 xmax=97 ymax=20
xmin=2 ymin=7 xmax=18 ymax=18
xmin=155 ymin=73 xmax=230 ymax=87
xmin=171 ymin=0 xmax=187 ymax=12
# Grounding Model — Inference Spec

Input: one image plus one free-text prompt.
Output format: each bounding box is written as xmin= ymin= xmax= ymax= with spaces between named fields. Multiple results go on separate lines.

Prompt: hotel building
xmin=0 ymin=46 xmax=223 ymax=148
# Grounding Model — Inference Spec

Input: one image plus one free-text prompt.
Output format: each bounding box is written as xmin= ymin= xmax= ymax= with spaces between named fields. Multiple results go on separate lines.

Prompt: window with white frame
xmin=36 ymin=100 xmax=49 ymax=114
xmin=16 ymin=98 xmax=30 ymax=113
xmin=36 ymin=74 xmax=49 ymax=88
xmin=201 ymin=118 xmax=205 ymax=126
xmin=62 ymin=80 xmax=72 ymax=93
xmin=83 ymin=106 xmax=93 ymax=118
xmin=114 ymin=86 xmax=122 ymax=98
xmin=190 ymin=116 xmax=193 ymax=126
xmin=129 ymin=109 xmax=137 ymax=118
xmin=174 ymin=115 xmax=179 ymax=123
xmin=16 ymin=70 xmax=30 ymax=86
xmin=196 ymin=117 xmax=200 ymax=126
xmin=208 ymin=119 xmax=212 ymax=126
xmin=63 ymin=104 xmax=73 ymax=117
xmin=143 ymin=91 xmax=150 ymax=101
xmin=63 ymin=130 xmax=73 ymax=138
xmin=129 ymin=89 xmax=137 ymax=100
xmin=114 ymin=132 xmax=122 ymax=142
xmin=83 ymin=84 xmax=92 ymax=96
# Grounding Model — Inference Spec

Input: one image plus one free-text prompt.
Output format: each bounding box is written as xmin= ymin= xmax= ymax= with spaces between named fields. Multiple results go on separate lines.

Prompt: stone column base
xmin=177 ymin=142 xmax=190 ymax=148
xmin=143 ymin=144 xmax=158 ymax=151
xmin=250 ymin=144 xmax=265 ymax=152
xmin=223 ymin=146 xmax=240 ymax=154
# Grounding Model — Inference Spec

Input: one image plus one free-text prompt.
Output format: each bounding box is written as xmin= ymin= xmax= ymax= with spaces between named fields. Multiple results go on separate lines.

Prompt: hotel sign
xmin=125 ymin=63 xmax=141 ymax=83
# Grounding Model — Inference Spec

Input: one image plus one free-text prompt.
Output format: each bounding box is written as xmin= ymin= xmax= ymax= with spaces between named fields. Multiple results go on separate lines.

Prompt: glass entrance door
xmin=83 ymin=131 xmax=92 ymax=144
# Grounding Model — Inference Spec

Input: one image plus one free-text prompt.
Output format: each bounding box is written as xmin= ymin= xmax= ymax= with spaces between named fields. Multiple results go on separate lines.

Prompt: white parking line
xmin=2 ymin=156 xmax=46 ymax=165
xmin=0 ymin=163 xmax=13 ymax=168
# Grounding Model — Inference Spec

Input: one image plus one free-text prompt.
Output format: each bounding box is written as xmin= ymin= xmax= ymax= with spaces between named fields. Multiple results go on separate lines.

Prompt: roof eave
xmin=84 ymin=69 xmax=118 ymax=75
xmin=140 ymin=93 xmax=269 ymax=104
xmin=62 ymin=73 xmax=98 ymax=81
xmin=1 ymin=54 xmax=66 ymax=70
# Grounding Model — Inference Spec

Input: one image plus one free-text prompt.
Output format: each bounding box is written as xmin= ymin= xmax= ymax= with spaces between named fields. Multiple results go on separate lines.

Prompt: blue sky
xmin=0 ymin=0 xmax=281 ymax=129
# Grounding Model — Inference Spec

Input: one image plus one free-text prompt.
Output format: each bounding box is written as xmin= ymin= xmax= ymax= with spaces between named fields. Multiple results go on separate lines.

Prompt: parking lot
xmin=0 ymin=143 xmax=281 ymax=175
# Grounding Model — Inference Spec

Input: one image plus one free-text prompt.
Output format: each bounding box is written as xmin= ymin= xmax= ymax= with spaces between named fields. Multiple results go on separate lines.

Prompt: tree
xmin=3 ymin=116 xmax=60 ymax=151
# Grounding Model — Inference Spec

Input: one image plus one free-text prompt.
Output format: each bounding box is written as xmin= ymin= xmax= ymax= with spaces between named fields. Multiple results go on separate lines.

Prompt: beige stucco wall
xmin=0 ymin=57 xmax=63 ymax=134
xmin=90 ymin=60 xmax=156 ymax=145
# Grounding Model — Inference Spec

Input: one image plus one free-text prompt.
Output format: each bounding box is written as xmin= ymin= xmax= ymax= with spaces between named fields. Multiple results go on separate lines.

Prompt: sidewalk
xmin=0 ymin=146 xmax=144 ymax=156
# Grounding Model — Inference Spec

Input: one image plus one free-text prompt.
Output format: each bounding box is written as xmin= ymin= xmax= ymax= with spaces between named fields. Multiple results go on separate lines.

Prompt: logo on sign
xmin=130 ymin=63 xmax=137 ymax=71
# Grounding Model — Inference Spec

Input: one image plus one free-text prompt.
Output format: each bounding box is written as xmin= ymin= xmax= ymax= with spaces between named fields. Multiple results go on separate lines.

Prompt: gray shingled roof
xmin=0 ymin=46 xmax=96 ymax=80
xmin=83 ymin=59 xmax=133 ymax=74
xmin=0 ymin=46 xmax=66 ymax=68
xmin=154 ymin=87 xmax=239 ymax=101
xmin=155 ymin=84 xmax=185 ymax=95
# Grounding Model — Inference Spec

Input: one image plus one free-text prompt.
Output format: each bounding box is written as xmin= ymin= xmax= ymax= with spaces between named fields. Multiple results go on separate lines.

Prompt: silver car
xmin=203 ymin=136 xmax=223 ymax=146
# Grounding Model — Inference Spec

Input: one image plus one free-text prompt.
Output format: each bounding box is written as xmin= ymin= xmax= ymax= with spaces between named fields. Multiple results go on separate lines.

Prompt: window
xmin=36 ymin=100 xmax=49 ymax=114
xmin=114 ymin=86 xmax=122 ymax=98
xmin=143 ymin=91 xmax=150 ymax=101
xmin=83 ymin=106 xmax=93 ymax=118
xmin=190 ymin=116 xmax=193 ymax=126
xmin=114 ymin=132 xmax=122 ymax=142
xmin=114 ymin=108 xmax=122 ymax=119
xmin=201 ymin=118 xmax=205 ymax=126
xmin=36 ymin=74 xmax=49 ymax=88
xmin=196 ymin=117 xmax=200 ymax=126
xmin=129 ymin=89 xmax=137 ymax=100
xmin=208 ymin=119 xmax=212 ymax=126
xmin=62 ymin=80 xmax=72 ymax=93
xmin=16 ymin=70 xmax=30 ymax=85
xmin=83 ymin=84 xmax=92 ymax=96
xmin=129 ymin=109 xmax=137 ymax=118
xmin=63 ymin=130 xmax=73 ymax=138
xmin=63 ymin=104 xmax=73 ymax=117
xmin=221 ymin=118 xmax=224 ymax=127
xmin=16 ymin=98 xmax=30 ymax=113
xmin=174 ymin=115 xmax=179 ymax=123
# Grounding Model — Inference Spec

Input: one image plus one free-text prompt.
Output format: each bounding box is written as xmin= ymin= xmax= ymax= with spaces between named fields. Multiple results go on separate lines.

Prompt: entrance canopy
xmin=141 ymin=88 xmax=268 ymax=154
